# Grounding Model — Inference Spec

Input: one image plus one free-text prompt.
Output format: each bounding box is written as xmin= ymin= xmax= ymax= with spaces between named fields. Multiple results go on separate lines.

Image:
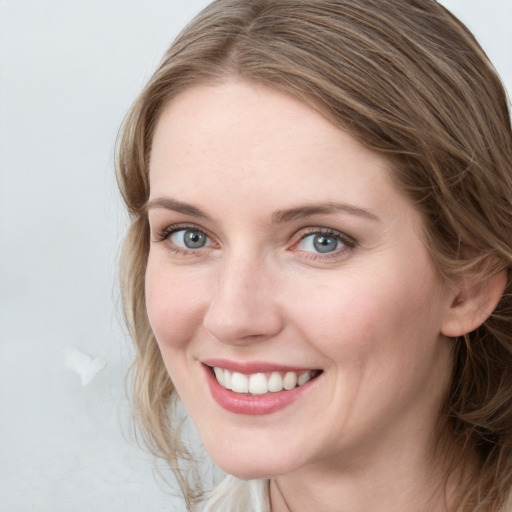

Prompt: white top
xmin=200 ymin=475 xmax=270 ymax=512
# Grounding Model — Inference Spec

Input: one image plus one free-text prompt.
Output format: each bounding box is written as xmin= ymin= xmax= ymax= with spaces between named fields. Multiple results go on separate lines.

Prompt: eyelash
xmin=291 ymin=228 xmax=356 ymax=261
xmin=153 ymin=223 xmax=357 ymax=260
xmin=154 ymin=223 xmax=214 ymax=256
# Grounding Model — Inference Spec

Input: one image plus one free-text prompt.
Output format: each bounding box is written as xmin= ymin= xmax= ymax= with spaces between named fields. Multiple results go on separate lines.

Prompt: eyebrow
xmin=147 ymin=197 xmax=379 ymax=223
xmin=146 ymin=197 xmax=211 ymax=219
xmin=271 ymin=202 xmax=380 ymax=223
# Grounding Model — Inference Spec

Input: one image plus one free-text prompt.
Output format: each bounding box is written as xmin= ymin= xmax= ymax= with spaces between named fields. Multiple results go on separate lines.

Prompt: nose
xmin=202 ymin=255 xmax=284 ymax=345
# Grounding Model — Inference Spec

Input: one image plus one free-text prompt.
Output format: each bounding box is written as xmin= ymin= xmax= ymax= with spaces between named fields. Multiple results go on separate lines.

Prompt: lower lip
xmin=204 ymin=365 xmax=319 ymax=415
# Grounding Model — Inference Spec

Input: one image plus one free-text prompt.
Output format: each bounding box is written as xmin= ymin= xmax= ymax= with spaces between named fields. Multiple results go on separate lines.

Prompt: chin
xmin=213 ymin=461 xmax=278 ymax=481
xmin=204 ymin=441 xmax=304 ymax=481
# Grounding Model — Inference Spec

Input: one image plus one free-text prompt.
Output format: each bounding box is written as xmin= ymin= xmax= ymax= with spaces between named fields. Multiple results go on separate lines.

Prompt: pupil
xmin=313 ymin=235 xmax=337 ymax=253
xmin=184 ymin=230 xmax=206 ymax=248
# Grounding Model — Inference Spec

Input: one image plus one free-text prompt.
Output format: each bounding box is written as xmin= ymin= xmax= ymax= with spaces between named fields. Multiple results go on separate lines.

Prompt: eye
xmin=152 ymin=223 xmax=217 ymax=258
xmin=299 ymin=233 xmax=340 ymax=253
xmin=292 ymin=228 xmax=355 ymax=257
xmin=169 ymin=228 xmax=212 ymax=249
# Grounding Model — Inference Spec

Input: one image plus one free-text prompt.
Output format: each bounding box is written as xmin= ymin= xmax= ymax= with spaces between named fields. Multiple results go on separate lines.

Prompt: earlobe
xmin=441 ymin=270 xmax=508 ymax=338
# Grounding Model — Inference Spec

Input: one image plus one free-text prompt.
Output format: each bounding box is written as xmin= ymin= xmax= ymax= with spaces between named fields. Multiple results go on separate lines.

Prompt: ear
xmin=441 ymin=270 xmax=507 ymax=338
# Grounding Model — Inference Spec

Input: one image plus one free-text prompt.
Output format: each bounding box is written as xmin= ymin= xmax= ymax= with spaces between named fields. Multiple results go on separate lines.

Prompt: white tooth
xmin=224 ymin=369 xmax=232 ymax=390
xmin=213 ymin=367 xmax=225 ymax=387
xmin=249 ymin=373 xmax=268 ymax=395
xmin=268 ymin=372 xmax=283 ymax=392
xmin=231 ymin=372 xmax=249 ymax=393
xmin=297 ymin=371 xmax=312 ymax=387
xmin=283 ymin=371 xmax=298 ymax=390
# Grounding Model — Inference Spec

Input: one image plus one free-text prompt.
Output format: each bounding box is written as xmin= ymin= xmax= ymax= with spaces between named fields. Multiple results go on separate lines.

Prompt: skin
xmin=145 ymin=80 xmax=465 ymax=511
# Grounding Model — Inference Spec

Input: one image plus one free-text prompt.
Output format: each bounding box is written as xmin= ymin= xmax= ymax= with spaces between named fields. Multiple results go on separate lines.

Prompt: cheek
xmin=145 ymin=259 xmax=207 ymax=349
xmin=288 ymin=261 xmax=446 ymax=363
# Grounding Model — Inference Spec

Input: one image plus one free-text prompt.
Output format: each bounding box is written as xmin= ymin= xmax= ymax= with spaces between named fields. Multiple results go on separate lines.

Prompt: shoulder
xmin=200 ymin=475 xmax=270 ymax=512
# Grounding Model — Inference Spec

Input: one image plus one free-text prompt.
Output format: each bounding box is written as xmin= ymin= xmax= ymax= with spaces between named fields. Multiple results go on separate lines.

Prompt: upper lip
xmin=201 ymin=358 xmax=321 ymax=374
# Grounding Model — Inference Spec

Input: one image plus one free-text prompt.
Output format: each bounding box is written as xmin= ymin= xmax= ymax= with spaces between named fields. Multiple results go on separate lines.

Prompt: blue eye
xmin=170 ymin=228 xmax=210 ymax=249
xmin=299 ymin=233 xmax=340 ymax=253
xmin=295 ymin=230 xmax=353 ymax=255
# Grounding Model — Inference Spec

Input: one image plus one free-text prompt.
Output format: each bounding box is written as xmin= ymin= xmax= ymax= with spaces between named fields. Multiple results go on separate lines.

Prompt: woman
xmin=116 ymin=0 xmax=512 ymax=510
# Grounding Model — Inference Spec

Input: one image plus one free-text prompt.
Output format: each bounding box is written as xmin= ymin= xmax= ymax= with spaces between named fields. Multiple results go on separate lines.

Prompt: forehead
xmin=148 ymin=80 xmax=400 ymax=218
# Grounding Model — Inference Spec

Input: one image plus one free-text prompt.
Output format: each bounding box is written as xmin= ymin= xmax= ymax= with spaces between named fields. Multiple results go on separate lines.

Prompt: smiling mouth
xmin=210 ymin=366 xmax=322 ymax=396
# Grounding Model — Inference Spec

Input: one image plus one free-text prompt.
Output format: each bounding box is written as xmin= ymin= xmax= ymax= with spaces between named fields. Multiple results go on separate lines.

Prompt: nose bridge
xmin=203 ymin=250 xmax=282 ymax=344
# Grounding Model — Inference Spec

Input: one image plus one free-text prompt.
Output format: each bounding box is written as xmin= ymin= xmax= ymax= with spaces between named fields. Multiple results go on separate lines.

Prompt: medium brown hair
xmin=116 ymin=1 xmax=512 ymax=509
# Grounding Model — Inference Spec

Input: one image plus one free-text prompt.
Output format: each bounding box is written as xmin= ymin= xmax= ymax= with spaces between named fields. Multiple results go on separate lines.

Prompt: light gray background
xmin=0 ymin=1 xmax=511 ymax=511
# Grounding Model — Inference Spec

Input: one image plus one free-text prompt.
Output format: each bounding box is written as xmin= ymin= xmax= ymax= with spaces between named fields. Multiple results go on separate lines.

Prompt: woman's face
xmin=146 ymin=80 xmax=456 ymax=479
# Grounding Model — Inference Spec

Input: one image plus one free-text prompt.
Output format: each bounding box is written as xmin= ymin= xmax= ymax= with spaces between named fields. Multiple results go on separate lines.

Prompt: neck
xmin=269 ymin=428 xmax=466 ymax=512
xmin=270 ymin=467 xmax=448 ymax=512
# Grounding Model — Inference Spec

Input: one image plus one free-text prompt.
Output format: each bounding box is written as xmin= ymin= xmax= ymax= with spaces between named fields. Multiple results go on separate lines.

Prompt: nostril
xmin=202 ymin=307 xmax=284 ymax=345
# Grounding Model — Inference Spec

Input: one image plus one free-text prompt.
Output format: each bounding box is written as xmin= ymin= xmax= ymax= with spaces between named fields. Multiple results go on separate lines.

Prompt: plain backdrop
xmin=0 ymin=1 xmax=511 ymax=511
